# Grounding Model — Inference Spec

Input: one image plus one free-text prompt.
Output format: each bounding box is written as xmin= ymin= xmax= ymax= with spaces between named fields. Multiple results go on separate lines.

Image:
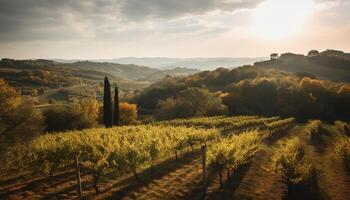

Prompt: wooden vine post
xmin=75 ymin=155 xmax=83 ymax=199
xmin=201 ymin=145 xmax=207 ymax=197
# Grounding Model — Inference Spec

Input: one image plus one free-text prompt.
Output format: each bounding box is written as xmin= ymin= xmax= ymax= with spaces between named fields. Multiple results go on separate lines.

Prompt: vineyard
xmin=1 ymin=115 xmax=349 ymax=200
xmin=153 ymin=115 xmax=281 ymax=130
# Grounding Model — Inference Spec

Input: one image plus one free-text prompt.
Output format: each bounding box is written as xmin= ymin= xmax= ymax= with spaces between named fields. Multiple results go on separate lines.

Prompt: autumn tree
xmin=119 ymin=103 xmax=138 ymax=125
xmin=0 ymin=79 xmax=44 ymax=148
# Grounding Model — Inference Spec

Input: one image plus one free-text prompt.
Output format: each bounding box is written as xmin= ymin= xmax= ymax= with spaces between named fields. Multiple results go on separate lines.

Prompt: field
xmin=0 ymin=116 xmax=349 ymax=200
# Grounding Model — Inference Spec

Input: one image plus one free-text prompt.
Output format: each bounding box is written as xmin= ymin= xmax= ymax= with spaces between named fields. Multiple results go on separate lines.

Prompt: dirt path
xmin=0 ymin=151 xmax=203 ymax=200
xmin=93 ymin=152 xmax=202 ymax=200
xmin=231 ymin=126 xmax=302 ymax=200
xmin=299 ymin=124 xmax=350 ymax=200
xmin=202 ymin=126 xmax=299 ymax=200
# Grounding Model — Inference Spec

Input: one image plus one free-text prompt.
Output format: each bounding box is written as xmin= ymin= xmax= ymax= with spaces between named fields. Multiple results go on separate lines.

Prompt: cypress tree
xmin=113 ymin=84 xmax=120 ymax=126
xmin=103 ymin=77 xmax=113 ymax=128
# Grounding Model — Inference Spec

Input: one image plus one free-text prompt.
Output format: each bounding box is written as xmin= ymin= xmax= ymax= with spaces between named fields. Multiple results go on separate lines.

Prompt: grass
xmin=335 ymin=135 xmax=350 ymax=172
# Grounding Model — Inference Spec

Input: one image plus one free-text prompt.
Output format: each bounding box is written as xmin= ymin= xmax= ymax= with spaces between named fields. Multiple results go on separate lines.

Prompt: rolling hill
xmin=0 ymin=58 xmax=198 ymax=105
xmin=55 ymin=57 xmax=267 ymax=70
xmin=254 ymin=49 xmax=350 ymax=83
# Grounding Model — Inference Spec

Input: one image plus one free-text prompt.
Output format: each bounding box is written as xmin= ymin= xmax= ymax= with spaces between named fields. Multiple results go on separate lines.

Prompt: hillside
xmin=254 ymin=50 xmax=350 ymax=83
xmin=0 ymin=59 xmax=198 ymax=105
xmin=136 ymin=66 xmax=350 ymax=122
xmin=64 ymin=61 xmax=158 ymax=81
xmin=136 ymin=67 xmax=199 ymax=82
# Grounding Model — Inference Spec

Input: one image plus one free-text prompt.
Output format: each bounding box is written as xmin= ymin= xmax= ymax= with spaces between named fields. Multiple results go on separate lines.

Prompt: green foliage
xmin=270 ymin=138 xmax=311 ymax=185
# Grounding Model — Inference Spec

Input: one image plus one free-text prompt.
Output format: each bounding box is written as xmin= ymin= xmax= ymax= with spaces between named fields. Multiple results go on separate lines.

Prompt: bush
xmin=43 ymin=100 xmax=99 ymax=133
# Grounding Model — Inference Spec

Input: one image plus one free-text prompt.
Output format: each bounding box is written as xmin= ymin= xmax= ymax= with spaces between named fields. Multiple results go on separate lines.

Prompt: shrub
xmin=43 ymin=106 xmax=93 ymax=132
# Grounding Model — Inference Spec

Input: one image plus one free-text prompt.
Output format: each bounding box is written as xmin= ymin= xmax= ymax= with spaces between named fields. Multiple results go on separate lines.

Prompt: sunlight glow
xmin=252 ymin=0 xmax=316 ymax=39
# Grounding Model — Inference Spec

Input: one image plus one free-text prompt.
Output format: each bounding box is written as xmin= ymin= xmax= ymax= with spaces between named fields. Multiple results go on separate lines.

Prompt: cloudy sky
xmin=0 ymin=0 xmax=349 ymax=59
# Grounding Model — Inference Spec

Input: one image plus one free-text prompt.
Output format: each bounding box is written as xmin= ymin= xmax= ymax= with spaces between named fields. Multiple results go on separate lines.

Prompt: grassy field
xmin=0 ymin=116 xmax=349 ymax=200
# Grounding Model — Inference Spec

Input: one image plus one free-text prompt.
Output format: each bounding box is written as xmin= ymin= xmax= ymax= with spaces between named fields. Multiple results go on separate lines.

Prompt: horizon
xmin=0 ymin=49 xmax=343 ymax=61
xmin=0 ymin=0 xmax=349 ymax=59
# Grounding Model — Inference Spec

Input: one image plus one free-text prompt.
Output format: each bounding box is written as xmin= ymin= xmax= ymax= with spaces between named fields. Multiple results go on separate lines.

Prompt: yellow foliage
xmin=0 ymin=79 xmax=21 ymax=112
xmin=119 ymin=102 xmax=138 ymax=125
xmin=300 ymin=77 xmax=326 ymax=91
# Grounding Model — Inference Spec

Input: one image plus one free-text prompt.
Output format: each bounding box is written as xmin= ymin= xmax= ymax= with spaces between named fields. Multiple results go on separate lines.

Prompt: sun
xmin=252 ymin=0 xmax=316 ymax=39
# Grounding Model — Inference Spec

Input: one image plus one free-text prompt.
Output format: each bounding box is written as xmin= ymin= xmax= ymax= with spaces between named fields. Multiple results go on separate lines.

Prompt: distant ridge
xmin=54 ymin=57 xmax=267 ymax=70
xmin=254 ymin=49 xmax=350 ymax=82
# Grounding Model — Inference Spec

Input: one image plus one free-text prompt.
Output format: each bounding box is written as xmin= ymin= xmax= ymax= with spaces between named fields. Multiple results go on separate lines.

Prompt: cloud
xmin=0 ymin=0 xmax=263 ymax=42
xmin=0 ymin=0 xmax=348 ymax=59
xmin=119 ymin=0 xmax=263 ymax=20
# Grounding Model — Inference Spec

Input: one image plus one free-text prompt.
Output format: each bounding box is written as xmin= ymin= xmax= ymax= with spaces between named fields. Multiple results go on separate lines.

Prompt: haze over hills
xmin=0 ymin=58 xmax=199 ymax=105
xmin=55 ymin=57 xmax=267 ymax=70
xmin=1 ymin=49 xmax=350 ymax=107
xmin=0 ymin=59 xmax=199 ymax=84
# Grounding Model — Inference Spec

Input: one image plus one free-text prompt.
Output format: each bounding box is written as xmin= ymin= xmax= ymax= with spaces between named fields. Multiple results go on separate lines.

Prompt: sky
xmin=0 ymin=0 xmax=349 ymax=59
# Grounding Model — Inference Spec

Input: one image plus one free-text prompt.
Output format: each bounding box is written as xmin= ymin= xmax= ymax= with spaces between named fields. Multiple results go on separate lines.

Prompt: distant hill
xmin=0 ymin=59 xmax=199 ymax=105
xmin=55 ymin=57 xmax=267 ymax=70
xmin=254 ymin=49 xmax=350 ymax=82
xmin=64 ymin=61 xmax=158 ymax=81
xmin=136 ymin=67 xmax=199 ymax=82
xmin=0 ymin=59 xmax=198 ymax=87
